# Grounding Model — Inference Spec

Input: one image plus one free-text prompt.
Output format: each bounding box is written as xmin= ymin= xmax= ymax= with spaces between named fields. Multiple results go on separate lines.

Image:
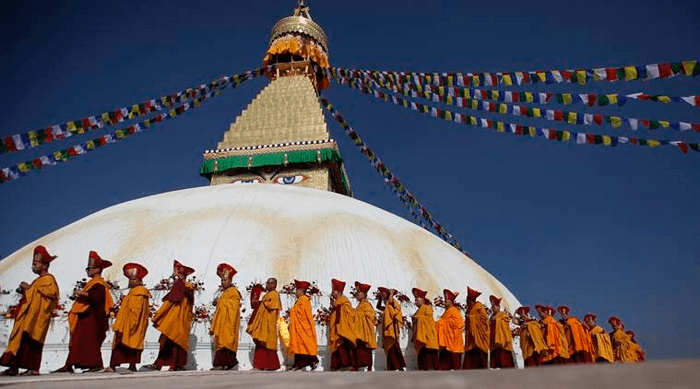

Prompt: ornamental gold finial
xmin=295 ymin=0 xmax=311 ymax=19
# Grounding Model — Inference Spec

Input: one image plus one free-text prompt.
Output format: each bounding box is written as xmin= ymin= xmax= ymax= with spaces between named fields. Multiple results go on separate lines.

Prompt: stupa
xmin=0 ymin=1 xmax=521 ymax=371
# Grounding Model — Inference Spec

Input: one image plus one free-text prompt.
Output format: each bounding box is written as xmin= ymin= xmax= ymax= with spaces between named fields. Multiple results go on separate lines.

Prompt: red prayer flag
xmin=561 ymin=70 xmax=572 ymax=81
xmin=640 ymin=119 xmax=650 ymax=128
xmin=512 ymin=93 xmax=519 ymax=103
xmin=630 ymin=137 xmax=638 ymax=144
xmin=692 ymin=124 xmax=700 ymax=133
xmin=44 ymin=127 xmax=53 ymax=142
xmin=695 ymin=96 xmax=700 ymax=107
xmin=520 ymin=106 xmax=528 ymax=115
xmin=554 ymin=111 xmax=564 ymax=121
xmin=488 ymin=102 xmax=496 ymax=112
xmin=515 ymin=125 xmax=524 ymax=135
xmin=480 ymin=90 xmax=487 ymax=100
xmin=593 ymin=115 xmax=603 ymax=125
xmin=68 ymin=147 xmax=78 ymax=156
xmin=678 ymin=142 xmax=689 ymax=154
xmin=605 ymin=68 xmax=618 ymax=81
xmin=545 ymin=93 xmax=553 ymax=102
xmin=463 ymin=75 xmax=470 ymax=87
xmin=81 ymin=118 xmax=91 ymax=129
xmin=3 ymin=136 xmax=16 ymax=152
xmin=490 ymin=74 xmax=498 ymax=85
xmin=658 ymin=63 xmax=673 ymax=78
xmin=586 ymin=134 xmax=595 ymax=144
xmin=548 ymin=130 xmax=557 ymax=140
xmin=637 ymin=94 xmax=650 ymax=101
xmin=587 ymin=94 xmax=597 ymax=106
xmin=522 ymin=73 xmax=530 ymax=83
xmin=32 ymin=159 xmax=41 ymax=169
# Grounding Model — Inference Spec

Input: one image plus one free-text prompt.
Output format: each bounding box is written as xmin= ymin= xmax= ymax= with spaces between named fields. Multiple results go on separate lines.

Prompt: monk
xmin=354 ymin=281 xmax=376 ymax=371
xmin=463 ymin=287 xmax=489 ymax=369
xmin=144 ymin=260 xmax=195 ymax=371
xmin=609 ymin=317 xmax=638 ymax=363
xmin=288 ymin=279 xmax=318 ymax=371
xmin=489 ymin=295 xmax=515 ymax=368
xmin=0 ymin=245 xmax=60 ymax=376
xmin=412 ymin=288 xmax=438 ymax=370
xmin=537 ymin=305 xmax=569 ymax=365
xmin=436 ymin=288 xmax=463 ymax=370
xmin=377 ymin=287 xmax=406 ymax=371
xmin=626 ymin=331 xmax=645 ymax=362
xmin=583 ymin=314 xmax=613 ymax=363
xmin=105 ymin=263 xmax=151 ymax=373
xmin=514 ymin=306 xmax=548 ymax=367
xmin=209 ymin=263 xmax=241 ymax=370
xmin=329 ymin=278 xmax=356 ymax=371
xmin=246 ymin=277 xmax=281 ymax=370
xmin=54 ymin=251 xmax=114 ymax=373
xmin=557 ymin=305 xmax=593 ymax=364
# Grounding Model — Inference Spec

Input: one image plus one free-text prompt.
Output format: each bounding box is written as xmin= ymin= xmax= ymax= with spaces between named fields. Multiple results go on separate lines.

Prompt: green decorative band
xmin=200 ymin=147 xmax=343 ymax=174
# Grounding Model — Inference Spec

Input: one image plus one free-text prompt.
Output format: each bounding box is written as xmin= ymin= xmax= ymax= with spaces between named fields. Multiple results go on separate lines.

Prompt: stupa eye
xmin=231 ymin=178 xmax=263 ymax=184
xmin=274 ymin=175 xmax=307 ymax=185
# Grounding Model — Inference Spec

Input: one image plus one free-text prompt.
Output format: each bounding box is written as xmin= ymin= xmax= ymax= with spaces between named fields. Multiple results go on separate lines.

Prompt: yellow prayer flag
xmin=422 ymin=105 xmax=429 ymax=113
xmin=610 ymin=117 xmax=622 ymax=128
xmin=603 ymin=136 xmax=612 ymax=145
xmin=18 ymin=163 xmax=30 ymax=173
xmin=497 ymin=122 xmax=505 ymax=132
xmin=657 ymin=96 xmax=672 ymax=103
xmin=532 ymin=108 xmax=541 ymax=117
xmin=416 ymin=84 xmax=423 ymax=93
xmin=524 ymin=92 xmax=534 ymax=103
xmin=502 ymin=74 xmax=513 ymax=86
xmin=624 ymin=66 xmax=638 ymax=81
xmin=438 ymin=86 xmax=445 ymax=96
xmin=130 ymin=105 xmax=140 ymax=119
xmin=472 ymin=76 xmax=480 ymax=87
xmin=491 ymin=90 xmax=499 ymax=101
xmin=101 ymin=112 xmax=111 ymax=124
xmin=425 ymin=75 xmax=432 ymax=85
xmin=470 ymin=117 xmax=477 ymax=125
xmin=86 ymin=140 xmax=96 ymax=150
xmin=499 ymin=103 xmax=508 ymax=114
xmin=536 ymin=72 xmax=547 ymax=82
xmin=658 ymin=120 xmax=670 ymax=128
xmin=53 ymin=151 xmax=63 ymax=161
xmin=682 ymin=60 xmax=696 ymax=75
xmin=445 ymin=111 xmax=453 ymax=121
xmin=28 ymin=132 xmax=39 ymax=147
xmin=562 ymin=131 xmax=571 ymax=141
xmin=447 ymin=76 xmax=454 ymax=87
xmin=445 ymin=96 xmax=453 ymax=106
xmin=403 ymin=99 xmax=409 ymax=108
xmin=567 ymin=112 xmax=577 ymax=124
xmin=607 ymin=94 xmax=618 ymax=105
xmin=648 ymin=140 xmax=661 ymax=148
xmin=576 ymin=70 xmax=587 ymax=85
xmin=562 ymin=93 xmax=573 ymax=105
xmin=471 ymin=99 xmax=478 ymax=109
xmin=528 ymin=127 xmax=536 ymax=137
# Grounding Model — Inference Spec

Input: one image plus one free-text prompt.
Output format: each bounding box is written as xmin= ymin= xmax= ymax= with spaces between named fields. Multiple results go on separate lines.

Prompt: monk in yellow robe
xmin=0 ymin=245 xmax=59 ymax=376
xmin=436 ymin=288 xmax=463 ymax=370
xmin=288 ymin=279 xmax=318 ymax=371
xmin=412 ymin=288 xmax=438 ymax=370
xmin=246 ymin=277 xmax=281 ymax=370
xmin=329 ymin=278 xmax=356 ymax=371
xmin=608 ymin=317 xmax=638 ymax=363
xmin=489 ymin=295 xmax=515 ymax=368
xmin=106 ymin=263 xmax=151 ymax=373
xmin=557 ymin=305 xmax=593 ymax=364
xmin=377 ymin=287 xmax=406 ymax=371
xmin=463 ymin=287 xmax=489 ymax=369
xmin=54 ymin=251 xmax=114 ymax=373
xmin=583 ymin=314 xmax=613 ymax=363
xmin=514 ymin=306 xmax=548 ymax=367
xmin=354 ymin=281 xmax=376 ymax=371
xmin=537 ymin=305 xmax=569 ymax=365
xmin=626 ymin=331 xmax=645 ymax=362
xmin=209 ymin=263 xmax=241 ymax=370
xmin=144 ymin=260 xmax=195 ymax=371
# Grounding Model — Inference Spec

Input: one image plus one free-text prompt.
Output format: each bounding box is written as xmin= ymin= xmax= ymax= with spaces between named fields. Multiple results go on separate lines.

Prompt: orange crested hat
xmin=33 ymin=245 xmax=57 ymax=264
xmin=608 ymin=316 xmax=622 ymax=326
xmin=216 ymin=263 xmax=237 ymax=279
xmin=123 ymin=262 xmax=148 ymax=280
xmin=466 ymin=286 xmax=482 ymax=301
xmin=354 ymin=281 xmax=371 ymax=294
xmin=489 ymin=295 xmax=502 ymax=306
xmin=294 ymin=279 xmax=311 ymax=290
xmin=583 ymin=313 xmax=597 ymax=321
xmin=557 ymin=305 xmax=571 ymax=315
xmin=412 ymin=287 xmax=428 ymax=299
xmin=516 ymin=306 xmax=531 ymax=315
xmin=88 ymin=251 xmax=112 ymax=270
xmin=331 ymin=278 xmax=346 ymax=292
xmin=173 ymin=260 xmax=195 ymax=276
xmin=443 ymin=288 xmax=458 ymax=302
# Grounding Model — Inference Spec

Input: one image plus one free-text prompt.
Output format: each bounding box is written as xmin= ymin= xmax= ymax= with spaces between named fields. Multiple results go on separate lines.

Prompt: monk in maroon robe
xmin=53 ymin=251 xmax=113 ymax=373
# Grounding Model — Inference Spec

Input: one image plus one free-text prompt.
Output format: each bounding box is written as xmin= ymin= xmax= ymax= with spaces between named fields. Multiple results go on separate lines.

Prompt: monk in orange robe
xmin=626 ymin=331 xmax=645 ymax=362
xmin=354 ymin=281 xmax=376 ymax=371
xmin=583 ymin=314 xmax=613 ymax=363
xmin=209 ymin=264 xmax=241 ymax=370
xmin=537 ymin=305 xmax=569 ymax=365
xmin=489 ymin=295 xmax=515 ymax=368
xmin=377 ymin=287 xmax=406 ymax=371
xmin=54 ymin=251 xmax=114 ymax=373
xmin=144 ymin=260 xmax=195 ymax=371
xmin=608 ymin=316 xmax=638 ymax=363
xmin=246 ymin=277 xmax=281 ymax=370
xmin=514 ymin=306 xmax=548 ymax=367
xmin=105 ymin=263 xmax=151 ymax=372
xmin=0 ymin=245 xmax=60 ymax=376
xmin=436 ymin=288 xmax=463 ymax=370
xmin=288 ymin=280 xmax=318 ymax=371
xmin=463 ymin=287 xmax=489 ymax=369
xmin=412 ymin=288 xmax=438 ymax=370
xmin=329 ymin=278 xmax=356 ymax=371
xmin=557 ymin=305 xmax=593 ymax=364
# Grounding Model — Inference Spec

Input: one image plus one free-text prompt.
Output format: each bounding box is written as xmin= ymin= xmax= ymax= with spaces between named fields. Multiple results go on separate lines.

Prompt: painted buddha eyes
xmin=231 ymin=178 xmax=263 ymax=184
xmin=274 ymin=175 xmax=307 ymax=185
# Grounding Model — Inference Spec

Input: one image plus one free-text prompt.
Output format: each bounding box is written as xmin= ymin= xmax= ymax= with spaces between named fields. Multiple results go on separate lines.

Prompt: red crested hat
xmin=489 ymin=295 xmax=502 ymax=306
xmin=88 ymin=251 xmax=112 ymax=270
xmin=33 ymin=245 xmax=57 ymax=264
xmin=123 ymin=262 xmax=148 ymax=280
xmin=535 ymin=304 xmax=546 ymax=312
xmin=516 ymin=306 xmax=531 ymax=315
xmin=466 ymin=287 xmax=482 ymax=301
xmin=625 ymin=330 xmax=635 ymax=338
xmin=354 ymin=281 xmax=371 ymax=294
xmin=443 ymin=288 xmax=458 ymax=302
xmin=547 ymin=306 xmax=557 ymax=315
xmin=608 ymin=316 xmax=622 ymax=326
xmin=216 ymin=263 xmax=237 ymax=279
xmin=377 ymin=286 xmax=391 ymax=296
xmin=557 ymin=305 xmax=571 ymax=315
xmin=173 ymin=260 xmax=195 ymax=276
xmin=412 ymin=287 xmax=428 ymax=299
xmin=331 ymin=278 xmax=346 ymax=292
xmin=294 ymin=279 xmax=311 ymax=290
xmin=583 ymin=313 xmax=597 ymax=322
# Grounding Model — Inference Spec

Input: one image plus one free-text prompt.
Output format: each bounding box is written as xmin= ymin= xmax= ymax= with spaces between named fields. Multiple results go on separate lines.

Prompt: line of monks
xmin=0 ymin=245 xmax=644 ymax=376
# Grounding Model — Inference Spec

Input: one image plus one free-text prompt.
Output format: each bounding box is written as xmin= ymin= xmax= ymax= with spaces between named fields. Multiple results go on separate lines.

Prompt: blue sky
xmin=1 ymin=0 xmax=699 ymax=359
